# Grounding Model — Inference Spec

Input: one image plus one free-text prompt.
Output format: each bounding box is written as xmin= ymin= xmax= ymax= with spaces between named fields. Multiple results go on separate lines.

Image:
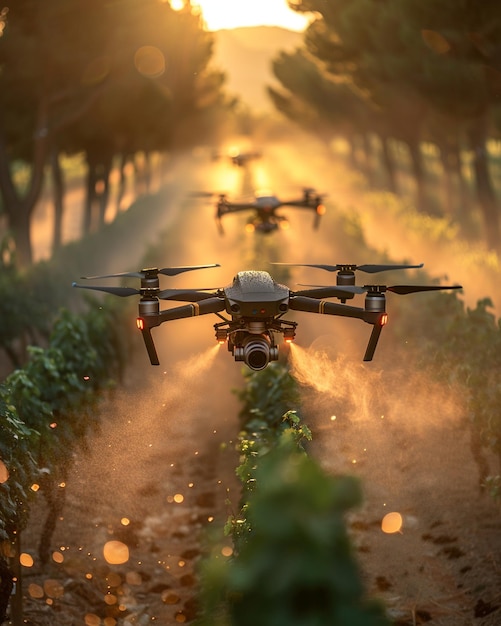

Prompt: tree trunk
xmin=50 ymin=147 xmax=65 ymax=253
xmin=83 ymin=159 xmax=97 ymax=236
xmin=467 ymin=116 xmax=500 ymax=251
xmin=379 ymin=135 xmax=398 ymax=194
xmin=360 ymin=133 xmax=374 ymax=186
xmin=0 ymin=557 xmax=14 ymax=625
xmin=407 ymin=139 xmax=427 ymax=212
xmin=9 ymin=205 xmax=33 ymax=267
xmin=98 ymin=160 xmax=112 ymax=228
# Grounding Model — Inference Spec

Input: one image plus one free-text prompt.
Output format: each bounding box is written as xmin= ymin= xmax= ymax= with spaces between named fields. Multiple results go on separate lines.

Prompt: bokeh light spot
xmin=85 ymin=614 xmax=101 ymax=626
xmin=103 ymin=540 xmax=129 ymax=565
xmin=381 ymin=511 xmax=403 ymax=534
xmin=104 ymin=593 xmax=118 ymax=605
xmin=44 ymin=579 xmax=64 ymax=598
xmin=134 ymin=46 xmax=166 ymax=78
xmin=162 ymin=590 xmax=180 ymax=604
xmin=28 ymin=583 xmax=44 ymax=599
xmin=0 ymin=460 xmax=9 ymax=483
xmin=20 ymin=553 xmax=34 ymax=567
xmin=52 ymin=551 xmax=64 ymax=564
xmin=126 ymin=571 xmax=142 ymax=585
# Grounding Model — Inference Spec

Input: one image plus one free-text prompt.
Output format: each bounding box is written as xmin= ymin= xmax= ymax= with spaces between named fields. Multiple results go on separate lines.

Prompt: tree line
xmin=269 ymin=0 xmax=501 ymax=251
xmin=0 ymin=0 xmax=233 ymax=267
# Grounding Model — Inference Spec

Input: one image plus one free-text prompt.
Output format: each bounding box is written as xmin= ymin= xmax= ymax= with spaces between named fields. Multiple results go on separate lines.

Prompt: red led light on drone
xmin=136 ymin=318 xmax=144 ymax=330
xmin=380 ymin=313 xmax=388 ymax=326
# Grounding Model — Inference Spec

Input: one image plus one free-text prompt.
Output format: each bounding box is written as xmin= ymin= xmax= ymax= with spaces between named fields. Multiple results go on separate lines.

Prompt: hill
xmin=210 ymin=26 xmax=303 ymax=113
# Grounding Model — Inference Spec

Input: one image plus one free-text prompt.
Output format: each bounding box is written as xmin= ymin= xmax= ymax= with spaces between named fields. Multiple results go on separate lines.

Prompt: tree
xmin=287 ymin=0 xmax=501 ymax=247
xmin=0 ymin=1 xmax=230 ymax=264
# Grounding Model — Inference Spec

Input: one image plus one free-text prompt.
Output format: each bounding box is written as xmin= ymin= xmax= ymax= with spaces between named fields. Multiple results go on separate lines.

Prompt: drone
xmin=72 ymin=262 xmax=462 ymax=371
xmin=229 ymin=150 xmax=262 ymax=167
xmin=215 ymin=188 xmax=326 ymax=235
xmin=210 ymin=149 xmax=261 ymax=167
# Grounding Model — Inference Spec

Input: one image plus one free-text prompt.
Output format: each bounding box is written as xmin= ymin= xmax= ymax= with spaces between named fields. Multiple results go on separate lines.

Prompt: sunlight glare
xmin=191 ymin=0 xmax=310 ymax=32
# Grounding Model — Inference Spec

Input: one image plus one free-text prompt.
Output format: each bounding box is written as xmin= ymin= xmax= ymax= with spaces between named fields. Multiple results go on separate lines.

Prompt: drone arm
xmin=221 ymin=203 xmax=256 ymax=213
xmin=140 ymin=297 xmax=226 ymax=329
xmin=289 ymin=295 xmax=369 ymax=321
xmin=289 ymin=296 xmax=387 ymax=361
xmin=136 ymin=297 xmax=226 ymax=365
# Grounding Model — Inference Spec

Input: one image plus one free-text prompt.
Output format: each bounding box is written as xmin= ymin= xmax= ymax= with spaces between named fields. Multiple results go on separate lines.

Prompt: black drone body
xmin=72 ymin=262 xmax=461 ymax=371
xmin=229 ymin=150 xmax=262 ymax=167
xmin=215 ymin=188 xmax=326 ymax=235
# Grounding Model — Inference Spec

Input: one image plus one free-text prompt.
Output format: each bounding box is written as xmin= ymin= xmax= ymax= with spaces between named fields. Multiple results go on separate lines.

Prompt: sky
xmin=173 ymin=0 xmax=311 ymax=32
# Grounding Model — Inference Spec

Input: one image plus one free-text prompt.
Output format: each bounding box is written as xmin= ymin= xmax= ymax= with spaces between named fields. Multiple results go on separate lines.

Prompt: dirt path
xmin=18 ymin=138 xmax=501 ymax=626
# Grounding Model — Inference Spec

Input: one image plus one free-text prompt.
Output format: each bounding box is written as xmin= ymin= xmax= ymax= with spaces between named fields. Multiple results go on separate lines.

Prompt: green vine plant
xmin=195 ymin=362 xmax=391 ymax=626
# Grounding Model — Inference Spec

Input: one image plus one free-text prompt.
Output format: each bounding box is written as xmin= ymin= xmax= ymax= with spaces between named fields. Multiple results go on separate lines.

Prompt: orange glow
xmin=28 ymin=583 xmax=44 ymax=599
xmin=136 ymin=318 xmax=144 ymax=330
xmin=381 ymin=512 xmax=403 ymax=534
xmin=316 ymin=204 xmax=326 ymax=215
xmin=170 ymin=0 xmax=184 ymax=9
xmin=245 ymin=223 xmax=255 ymax=233
xmin=284 ymin=338 xmax=293 ymax=343
xmin=85 ymin=614 xmax=101 ymax=626
xmin=0 ymin=460 xmax=8 ymax=483
xmin=20 ymin=553 xmax=34 ymax=567
xmin=52 ymin=551 xmax=64 ymax=564
xmin=380 ymin=313 xmax=388 ymax=326
xmin=103 ymin=541 xmax=129 ymax=565
xmin=221 ymin=546 xmax=233 ymax=557
xmin=104 ymin=594 xmax=118 ymax=605
xmin=279 ymin=220 xmax=290 ymax=230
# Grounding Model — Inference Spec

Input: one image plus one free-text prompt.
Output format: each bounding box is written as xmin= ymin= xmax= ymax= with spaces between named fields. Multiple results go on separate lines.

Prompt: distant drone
xmin=73 ymin=262 xmax=461 ymax=371
xmin=215 ymin=188 xmax=326 ymax=235
xmin=210 ymin=149 xmax=261 ymax=167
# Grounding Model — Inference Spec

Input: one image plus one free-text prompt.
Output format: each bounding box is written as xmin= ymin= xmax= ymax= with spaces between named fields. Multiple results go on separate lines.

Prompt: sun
xmin=180 ymin=0 xmax=310 ymax=32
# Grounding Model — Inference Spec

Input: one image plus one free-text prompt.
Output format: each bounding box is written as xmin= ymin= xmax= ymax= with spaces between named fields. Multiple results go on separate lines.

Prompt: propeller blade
xmin=80 ymin=264 xmax=220 ymax=280
xmin=387 ymin=284 xmax=462 ymax=295
xmin=292 ymin=286 xmax=361 ymax=298
xmin=72 ymin=283 xmax=140 ymax=297
xmin=157 ymin=289 xmax=219 ymax=302
xmin=357 ymin=263 xmax=424 ymax=273
xmin=296 ymin=283 xmax=462 ymax=296
xmin=273 ymin=262 xmax=424 ymax=273
xmin=158 ymin=264 xmax=220 ymax=277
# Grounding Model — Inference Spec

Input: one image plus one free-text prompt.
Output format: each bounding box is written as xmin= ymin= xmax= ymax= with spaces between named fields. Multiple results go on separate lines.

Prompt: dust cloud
xmin=68 ymin=342 xmax=238 ymax=522
xmin=289 ymin=343 xmax=384 ymax=424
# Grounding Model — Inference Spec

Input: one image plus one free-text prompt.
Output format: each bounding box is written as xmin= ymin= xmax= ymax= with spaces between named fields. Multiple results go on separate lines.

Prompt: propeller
xmin=297 ymin=283 xmax=462 ymax=296
xmin=72 ymin=282 xmax=219 ymax=302
xmin=274 ymin=262 xmax=424 ymax=274
xmin=71 ymin=283 xmax=141 ymax=297
xmin=79 ymin=264 xmax=220 ymax=280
